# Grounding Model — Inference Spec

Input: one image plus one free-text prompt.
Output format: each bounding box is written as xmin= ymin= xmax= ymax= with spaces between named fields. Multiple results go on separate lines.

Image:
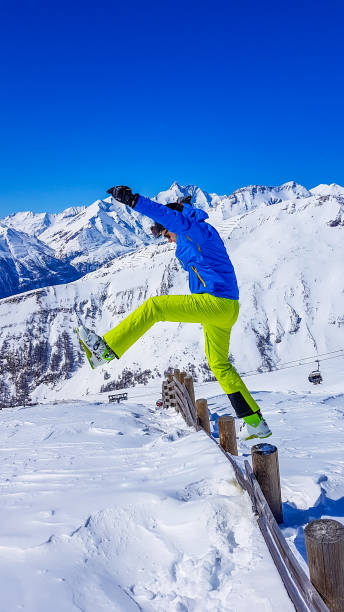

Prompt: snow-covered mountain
xmin=37 ymin=198 xmax=155 ymax=273
xmin=2 ymin=199 xmax=153 ymax=276
xmin=0 ymin=181 xmax=343 ymax=407
xmin=310 ymin=183 xmax=344 ymax=197
xmin=0 ymin=180 xmax=321 ymax=297
xmin=0 ymin=224 xmax=80 ymax=299
xmin=155 ymin=180 xmax=313 ymax=219
xmin=3 ymin=206 xmax=85 ymax=236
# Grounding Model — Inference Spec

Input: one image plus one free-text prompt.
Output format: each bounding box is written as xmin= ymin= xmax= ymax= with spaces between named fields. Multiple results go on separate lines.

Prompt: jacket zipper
xmin=192 ymin=266 xmax=206 ymax=287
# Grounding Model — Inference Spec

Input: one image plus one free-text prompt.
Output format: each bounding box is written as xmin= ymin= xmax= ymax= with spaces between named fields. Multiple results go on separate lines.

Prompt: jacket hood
xmin=182 ymin=203 xmax=209 ymax=222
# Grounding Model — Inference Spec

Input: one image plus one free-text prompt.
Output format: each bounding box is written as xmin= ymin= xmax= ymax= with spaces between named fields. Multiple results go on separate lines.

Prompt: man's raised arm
xmin=106 ymin=185 xmax=191 ymax=233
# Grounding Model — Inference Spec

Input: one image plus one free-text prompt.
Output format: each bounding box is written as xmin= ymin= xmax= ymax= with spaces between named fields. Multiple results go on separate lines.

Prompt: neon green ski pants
xmin=104 ymin=293 xmax=260 ymax=415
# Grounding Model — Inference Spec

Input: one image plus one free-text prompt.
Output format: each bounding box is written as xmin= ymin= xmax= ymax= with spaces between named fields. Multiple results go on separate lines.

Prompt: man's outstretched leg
xmin=76 ymin=293 xmax=271 ymax=438
xmin=203 ymin=322 xmax=271 ymax=439
xmin=76 ymin=294 xmax=217 ymax=368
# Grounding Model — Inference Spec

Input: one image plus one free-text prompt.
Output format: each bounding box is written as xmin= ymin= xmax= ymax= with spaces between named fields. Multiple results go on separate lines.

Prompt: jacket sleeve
xmin=134 ymin=196 xmax=191 ymax=233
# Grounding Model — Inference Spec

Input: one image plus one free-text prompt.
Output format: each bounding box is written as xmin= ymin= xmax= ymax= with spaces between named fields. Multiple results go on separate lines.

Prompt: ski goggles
xmin=150 ymin=196 xmax=191 ymax=238
xmin=151 ymin=222 xmax=166 ymax=238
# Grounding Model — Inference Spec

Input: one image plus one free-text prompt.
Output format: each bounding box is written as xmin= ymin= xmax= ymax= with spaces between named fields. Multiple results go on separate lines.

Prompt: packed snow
xmin=1 ymin=357 xmax=344 ymax=610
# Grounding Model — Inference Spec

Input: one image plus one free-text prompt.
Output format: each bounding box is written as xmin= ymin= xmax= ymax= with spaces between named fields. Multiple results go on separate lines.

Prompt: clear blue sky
xmin=0 ymin=0 xmax=343 ymax=216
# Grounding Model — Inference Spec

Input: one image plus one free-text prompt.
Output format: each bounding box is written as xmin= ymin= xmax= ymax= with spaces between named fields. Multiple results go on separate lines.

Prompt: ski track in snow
xmin=0 ymin=390 xmax=298 ymax=612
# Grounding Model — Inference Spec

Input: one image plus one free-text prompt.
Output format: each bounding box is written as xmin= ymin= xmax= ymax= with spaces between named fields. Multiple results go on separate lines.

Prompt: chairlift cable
xmin=241 ymin=348 xmax=344 ymax=376
xmin=240 ymin=350 xmax=344 ymax=378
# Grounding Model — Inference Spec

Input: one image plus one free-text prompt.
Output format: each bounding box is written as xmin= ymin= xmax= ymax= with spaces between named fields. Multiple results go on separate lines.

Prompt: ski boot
xmin=75 ymin=325 xmax=117 ymax=369
xmin=239 ymin=410 xmax=272 ymax=441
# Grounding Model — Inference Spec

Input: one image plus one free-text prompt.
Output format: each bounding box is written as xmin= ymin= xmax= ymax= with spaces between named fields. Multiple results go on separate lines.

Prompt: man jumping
xmin=76 ymin=185 xmax=272 ymax=441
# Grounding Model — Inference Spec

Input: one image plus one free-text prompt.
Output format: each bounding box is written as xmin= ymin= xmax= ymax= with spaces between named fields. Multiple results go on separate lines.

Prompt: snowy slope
xmin=228 ymin=190 xmax=344 ymax=370
xmin=0 ymin=224 xmax=80 ymax=298
xmin=0 ymin=392 xmax=294 ymax=611
xmin=1 ymin=361 xmax=344 ymax=610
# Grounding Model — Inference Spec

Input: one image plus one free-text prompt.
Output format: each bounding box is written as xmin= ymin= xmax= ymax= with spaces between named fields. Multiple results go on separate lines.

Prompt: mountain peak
xmin=281 ymin=180 xmax=303 ymax=189
xmin=310 ymin=183 xmax=344 ymax=197
xmin=279 ymin=181 xmax=311 ymax=197
xmin=169 ymin=181 xmax=182 ymax=189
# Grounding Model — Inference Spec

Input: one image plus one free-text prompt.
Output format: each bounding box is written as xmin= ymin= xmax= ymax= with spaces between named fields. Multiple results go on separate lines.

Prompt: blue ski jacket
xmin=134 ymin=196 xmax=239 ymax=300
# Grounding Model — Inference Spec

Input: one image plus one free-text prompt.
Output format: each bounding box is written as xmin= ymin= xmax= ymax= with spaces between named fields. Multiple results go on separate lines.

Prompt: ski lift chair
xmin=308 ymin=360 xmax=323 ymax=384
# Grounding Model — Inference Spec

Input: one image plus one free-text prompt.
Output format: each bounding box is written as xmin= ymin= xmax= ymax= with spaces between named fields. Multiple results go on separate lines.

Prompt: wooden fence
xmin=162 ymin=369 xmax=332 ymax=612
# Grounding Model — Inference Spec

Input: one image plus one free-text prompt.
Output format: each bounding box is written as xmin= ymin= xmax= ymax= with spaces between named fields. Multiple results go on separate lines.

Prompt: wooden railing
xmin=162 ymin=369 xmax=335 ymax=612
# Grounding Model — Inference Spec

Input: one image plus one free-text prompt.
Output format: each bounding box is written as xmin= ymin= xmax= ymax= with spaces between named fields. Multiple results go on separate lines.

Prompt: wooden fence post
xmin=218 ymin=415 xmax=238 ymax=455
xmin=180 ymin=371 xmax=187 ymax=385
xmin=196 ymin=398 xmax=211 ymax=434
xmin=251 ymin=443 xmax=283 ymax=524
xmin=305 ymin=519 xmax=344 ymax=612
xmin=184 ymin=375 xmax=196 ymax=409
xmin=173 ymin=368 xmax=181 ymax=382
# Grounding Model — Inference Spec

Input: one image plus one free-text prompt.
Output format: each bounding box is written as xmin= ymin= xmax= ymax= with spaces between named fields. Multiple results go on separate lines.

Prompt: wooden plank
xmin=245 ymin=461 xmax=329 ymax=612
xmin=245 ymin=460 xmax=258 ymax=517
xmin=173 ymin=379 xmax=195 ymax=427
xmin=182 ymin=385 xmax=199 ymax=429
xmin=184 ymin=376 xmax=196 ymax=410
xmin=173 ymin=376 xmax=198 ymax=428
xmin=172 ymin=381 xmax=189 ymax=415
xmin=257 ymin=514 xmax=309 ymax=612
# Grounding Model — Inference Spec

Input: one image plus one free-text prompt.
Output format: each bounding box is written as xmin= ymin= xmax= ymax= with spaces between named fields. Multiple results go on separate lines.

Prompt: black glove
xmin=106 ymin=185 xmax=139 ymax=209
